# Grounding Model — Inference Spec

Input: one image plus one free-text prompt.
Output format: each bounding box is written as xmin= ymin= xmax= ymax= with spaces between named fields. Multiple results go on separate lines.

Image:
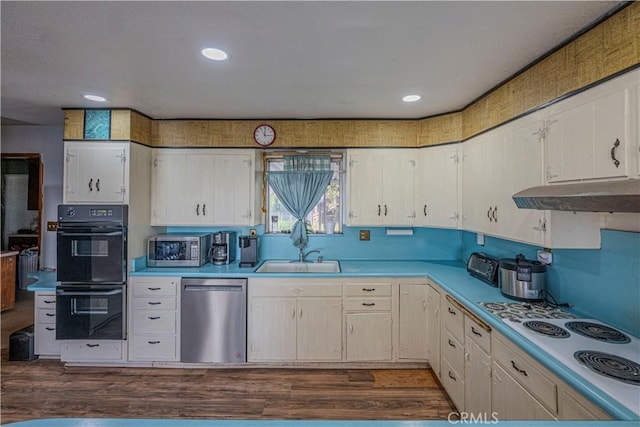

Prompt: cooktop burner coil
xmin=523 ymin=320 xmax=570 ymax=338
xmin=574 ymin=351 xmax=640 ymax=386
xmin=566 ymin=321 xmax=631 ymax=344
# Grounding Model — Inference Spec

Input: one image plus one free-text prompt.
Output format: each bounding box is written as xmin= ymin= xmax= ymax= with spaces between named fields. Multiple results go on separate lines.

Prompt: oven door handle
xmin=57 ymin=289 xmax=123 ymax=296
xmin=57 ymin=231 xmax=123 ymax=237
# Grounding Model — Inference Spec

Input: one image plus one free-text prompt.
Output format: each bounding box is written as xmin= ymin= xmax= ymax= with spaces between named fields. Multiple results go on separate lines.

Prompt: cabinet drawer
xmin=493 ymin=335 xmax=557 ymax=413
xmin=133 ymin=297 xmax=177 ymax=310
xmin=344 ymin=283 xmax=392 ymax=297
xmin=129 ymin=335 xmax=177 ymax=361
xmin=250 ymin=282 xmax=342 ymax=297
xmin=441 ymin=328 xmax=465 ymax=376
xmin=35 ymin=323 xmax=60 ymax=355
xmin=442 ymin=357 xmax=464 ymax=410
xmin=443 ymin=296 xmax=464 ymax=343
xmin=35 ymin=294 xmax=57 ymax=309
xmin=61 ymin=340 xmax=123 ymax=361
xmin=344 ymin=297 xmax=391 ymax=311
xmin=133 ymin=310 xmax=177 ymax=334
xmin=37 ymin=308 xmax=57 ymax=324
xmin=465 ymin=315 xmax=491 ymax=353
xmin=132 ymin=278 xmax=178 ymax=297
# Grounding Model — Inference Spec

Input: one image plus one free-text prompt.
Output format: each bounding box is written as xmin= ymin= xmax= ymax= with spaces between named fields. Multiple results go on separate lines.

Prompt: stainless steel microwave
xmin=147 ymin=233 xmax=212 ymax=267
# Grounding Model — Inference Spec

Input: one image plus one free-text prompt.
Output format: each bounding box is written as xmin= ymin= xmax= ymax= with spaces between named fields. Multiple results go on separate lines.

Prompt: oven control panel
xmin=58 ymin=204 xmax=128 ymax=225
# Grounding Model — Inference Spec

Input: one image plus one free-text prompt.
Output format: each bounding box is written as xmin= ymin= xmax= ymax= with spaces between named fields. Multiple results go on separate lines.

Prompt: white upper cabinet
xmin=347 ymin=149 xmax=416 ymax=226
xmin=64 ymin=141 xmax=129 ymax=204
xmin=151 ymin=149 xmax=259 ymax=226
xmin=545 ymin=70 xmax=639 ymax=182
xmin=414 ymin=144 xmax=461 ymax=228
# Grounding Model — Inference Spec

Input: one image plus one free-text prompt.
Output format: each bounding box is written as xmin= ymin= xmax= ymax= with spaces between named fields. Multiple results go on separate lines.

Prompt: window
xmin=266 ymin=152 xmax=343 ymax=234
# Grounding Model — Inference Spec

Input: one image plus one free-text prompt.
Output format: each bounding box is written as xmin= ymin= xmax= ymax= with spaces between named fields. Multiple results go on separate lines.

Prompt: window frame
xmin=264 ymin=150 xmax=345 ymax=235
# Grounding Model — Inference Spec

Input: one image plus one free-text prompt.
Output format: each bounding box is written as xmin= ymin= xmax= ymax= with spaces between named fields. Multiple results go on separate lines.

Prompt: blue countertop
xmin=25 ymin=260 xmax=638 ymax=420
xmin=5 ymin=419 xmax=638 ymax=427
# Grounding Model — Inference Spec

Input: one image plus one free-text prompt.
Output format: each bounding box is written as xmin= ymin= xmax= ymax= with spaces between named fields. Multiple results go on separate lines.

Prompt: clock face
xmin=253 ymin=124 xmax=276 ymax=146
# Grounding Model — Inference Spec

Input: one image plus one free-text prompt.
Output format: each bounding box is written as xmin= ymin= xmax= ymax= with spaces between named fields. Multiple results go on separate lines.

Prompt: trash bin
xmin=18 ymin=248 xmax=38 ymax=290
xmin=9 ymin=326 xmax=37 ymax=361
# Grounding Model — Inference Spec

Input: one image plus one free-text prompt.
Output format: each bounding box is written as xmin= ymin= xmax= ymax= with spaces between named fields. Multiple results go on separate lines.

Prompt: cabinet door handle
xmin=202 ymin=204 xmax=206 ymax=216
xmin=378 ymin=205 xmax=381 ymax=216
xmin=349 ymin=323 xmax=354 ymax=333
xmin=362 ymin=302 xmax=376 ymax=307
xmin=611 ymin=138 xmax=621 ymax=168
xmin=448 ymin=371 xmax=457 ymax=381
xmin=95 ymin=178 xmax=100 ymax=192
xmin=88 ymin=178 xmax=93 ymax=192
xmin=511 ymin=360 xmax=528 ymax=377
xmin=45 ymin=327 xmax=55 ymax=331
xmin=147 ymin=287 xmax=161 ymax=291
xmin=492 ymin=206 xmax=498 ymax=222
xmin=384 ymin=205 xmax=388 ymax=216
xmin=44 ymin=300 xmax=56 ymax=304
xmin=424 ymin=204 xmax=427 ymax=216
xmin=487 ymin=207 xmax=493 ymax=222
xmin=448 ymin=307 xmax=457 ymax=315
xmin=148 ymin=316 xmax=161 ymax=320
xmin=471 ymin=326 xmax=482 ymax=337
xmin=196 ymin=204 xmax=200 ymax=216
xmin=148 ymin=301 xmax=162 ymax=305
xmin=362 ymin=288 xmax=376 ymax=292
xmin=86 ymin=343 xmax=100 ymax=348
xmin=45 ymin=313 xmax=55 ymax=317
xmin=291 ymin=308 xmax=296 ymax=318
xmin=148 ymin=341 xmax=161 ymax=345
xmin=299 ymin=308 xmax=303 ymax=318
xmin=448 ymin=339 xmax=456 ymax=348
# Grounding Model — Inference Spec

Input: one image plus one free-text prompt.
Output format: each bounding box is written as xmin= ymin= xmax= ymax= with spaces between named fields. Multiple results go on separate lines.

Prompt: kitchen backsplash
xmin=166 ymin=226 xmax=463 ymax=261
xmin=462 ymin=229 xmax=640 ymax=337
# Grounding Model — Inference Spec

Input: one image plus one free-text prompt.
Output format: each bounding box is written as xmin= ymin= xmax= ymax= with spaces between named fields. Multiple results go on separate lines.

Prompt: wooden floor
xmin=1 ymin=362 xmax=456 ymax=423
xmin=1 ymin=290 xmax=34 ymax=361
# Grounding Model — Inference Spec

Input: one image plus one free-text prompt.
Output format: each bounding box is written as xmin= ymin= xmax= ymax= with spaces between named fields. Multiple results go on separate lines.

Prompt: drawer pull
xmin=448 ymin=371 xmax=457 ymax=381
xmin=448 ymin=307 xmax=457 ymax=315
xmin=44 ymin=300 xmax=56 ymax=304
xmin=148 ymin=316 xmax=161 ymax=320
xmin=511 ymin=360 xmax=528 ymax=377
xmin=471 ymin=326 xmax=482 ymax=337
xmin=362 ymin=302 xmax=376 ymax=307
xmin=148 ymin=341 xmax=161 ymax=345
xmin=86 ymin=343 xmax=100 ymax=348
xmin=448 ymin=339 xmax=456 ymax=348
xmin=45 ymin=313 xmax=55 ymax=317
xmin=147 ymin=287 xmax=161 ymax=291
xmin=362 ymin=288 xmax=376 ymax=292
xmin=45 ymin=327 xmax=55 ymax=331
xmin=148 ymin=302 xmax=162 ymax=305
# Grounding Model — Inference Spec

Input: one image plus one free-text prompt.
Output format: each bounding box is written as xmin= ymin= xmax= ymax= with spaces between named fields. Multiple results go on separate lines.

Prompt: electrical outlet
xmin=250 ymin=229 xmax=257 ymax=238
xmin=359 ymin=230 xmax=370 ymax=241
xmin=46 ymin=221 xmax=58 ymax=232
xmin=537 ymin=249 xmax=553 ymax=265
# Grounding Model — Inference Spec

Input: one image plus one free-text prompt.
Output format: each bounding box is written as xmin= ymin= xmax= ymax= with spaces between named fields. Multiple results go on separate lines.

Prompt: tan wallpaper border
xmin=62 ymin=2 xmax=639 ymax=148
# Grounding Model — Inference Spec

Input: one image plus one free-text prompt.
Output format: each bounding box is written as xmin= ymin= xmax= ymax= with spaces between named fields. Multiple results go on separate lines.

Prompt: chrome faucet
xmin=298 ymin=248 xmax=320 ymax=263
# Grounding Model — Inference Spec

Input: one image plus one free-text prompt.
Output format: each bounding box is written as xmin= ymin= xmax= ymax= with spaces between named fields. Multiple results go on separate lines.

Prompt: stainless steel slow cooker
xmin=499 ymin=254 xmax=546 ymax=301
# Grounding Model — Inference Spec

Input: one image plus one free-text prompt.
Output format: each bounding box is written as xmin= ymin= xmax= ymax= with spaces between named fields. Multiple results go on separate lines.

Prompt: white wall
xmin=1 ymin=125 xmax=64 ymax=268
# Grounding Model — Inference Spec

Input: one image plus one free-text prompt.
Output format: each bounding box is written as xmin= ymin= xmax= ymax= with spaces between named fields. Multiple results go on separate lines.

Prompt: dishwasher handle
xmin=183 ymin=284 xmax=244 ymax=292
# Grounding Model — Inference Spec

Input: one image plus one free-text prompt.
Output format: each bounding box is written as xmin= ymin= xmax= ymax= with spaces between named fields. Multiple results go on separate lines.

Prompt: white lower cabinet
xmin=128 ymin=276 xmax=180 ymax=362
xmin=61 ymin=340 xmax=124 ymax=362
xmin=34 ymin=292 xmax=60 ymax=358
xmin=398 ymin=283 xmax=428 ymax=360
xmin=346 ymin=312 xmax=393 ymax=361
xmin=464 ymin=333 xmax=492 ymax=415
xmin=491 ymin=361 xmax=556 ymax=420
xmin=425 ymin=283 xmax=441 ymax=377
xmin=248 ymin=279 xmax=342 ymax=362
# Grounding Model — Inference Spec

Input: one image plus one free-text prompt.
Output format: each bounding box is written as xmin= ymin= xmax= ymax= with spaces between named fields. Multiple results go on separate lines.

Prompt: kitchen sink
xmin=255 ymin=260 xmax=341 ymax=273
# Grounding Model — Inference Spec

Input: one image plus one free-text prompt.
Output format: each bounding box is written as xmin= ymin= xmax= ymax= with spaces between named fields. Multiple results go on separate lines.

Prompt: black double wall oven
xmin=56 ymin=205 xmax=127 ymax=340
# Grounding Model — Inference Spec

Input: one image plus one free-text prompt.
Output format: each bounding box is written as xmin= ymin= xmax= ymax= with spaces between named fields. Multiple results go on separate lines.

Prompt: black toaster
xmin=467 ymin=252 xmax=500 ymax=287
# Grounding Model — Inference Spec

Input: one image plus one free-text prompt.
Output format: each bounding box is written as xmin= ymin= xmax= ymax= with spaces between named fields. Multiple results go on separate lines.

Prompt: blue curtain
xmin=266 ymin=155 xmax=333 ymax=249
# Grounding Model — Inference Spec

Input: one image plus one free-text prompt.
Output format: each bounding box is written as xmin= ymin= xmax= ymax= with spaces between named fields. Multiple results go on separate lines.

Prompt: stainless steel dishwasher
xmin=181 ymin=278 xmax=247 ymax=363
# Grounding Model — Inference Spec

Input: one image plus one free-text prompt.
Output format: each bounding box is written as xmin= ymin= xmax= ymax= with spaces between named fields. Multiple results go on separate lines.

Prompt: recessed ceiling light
xmin=201 ymin=47 xmax=229 ymax=61
xmin=402 ymin=95 xmax=421 ymax=103
xmin=83 ymin=94 xmax=107 ymax=102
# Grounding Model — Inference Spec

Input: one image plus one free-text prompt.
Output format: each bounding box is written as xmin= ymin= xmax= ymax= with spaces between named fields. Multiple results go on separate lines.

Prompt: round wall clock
xmin=253 ymin=124 xmax=276 ymax=146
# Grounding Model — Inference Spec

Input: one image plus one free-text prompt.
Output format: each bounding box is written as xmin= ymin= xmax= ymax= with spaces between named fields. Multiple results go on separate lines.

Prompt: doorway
xmin=1 ymin=153 xmax=43 ymax=281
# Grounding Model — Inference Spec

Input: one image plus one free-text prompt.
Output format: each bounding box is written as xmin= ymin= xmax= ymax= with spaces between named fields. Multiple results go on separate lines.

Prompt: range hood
xmin=512 ymin=179 xmax=640 ymax=213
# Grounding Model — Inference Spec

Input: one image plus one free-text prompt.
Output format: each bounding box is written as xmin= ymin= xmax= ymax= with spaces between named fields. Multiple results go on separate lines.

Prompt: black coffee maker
xmin=239 ymin=235 xmax=258 ymax=267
